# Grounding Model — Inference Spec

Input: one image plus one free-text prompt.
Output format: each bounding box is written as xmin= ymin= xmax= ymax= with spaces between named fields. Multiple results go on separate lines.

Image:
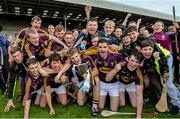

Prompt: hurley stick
xmin=155 ymin=79 xmax=168 ymax=112
xmin=172 ymin=6 xmax=180 ymax=60
xmin=101 ymin=110 xmax=157 ymax=117
xmin=101 ymin=110 xmax=135 ymax=117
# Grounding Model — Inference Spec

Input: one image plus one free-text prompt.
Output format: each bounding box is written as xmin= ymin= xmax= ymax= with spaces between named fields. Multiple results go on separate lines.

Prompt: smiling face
xmin=104 ymin=24 xmax=114 ymax=35
xmin=122 ymin=36 xmax=131 ymax=47
xmin=27 ymin=32 xmax=39 ymax=46
xmin=128 ymin=31 xmax=139 ymax=42
xmin=64 ymin=34 xmax=74 ymax=47
xmin=28 ymin=63 xmax=39 ymax=78
xmin=70 ymin=53 xmax=82 ymax=65
xmin=141 ymin=46 xmax=154 ymax=59
xmin=114 ymin=28 xmax=122 ymax=38
xmin=98 ymin=42 xmax=109 ymax=59
xmin=11 ymin=51 xmax=23 ymax=64
xmin=153 ymin=21 xmax=164 ymax=33
xmin=127 ymin=55 xmax=140 ymax=71
xmin=91 ymin=37 xmax=99 ymax=47
xmin=31 ymin=19 xmax=41 ymax=31
xmin=86 ymin=21 xmax=98 ymax=35
xmin=50 ymin=60 xmax=62 ymax=72
xmin=55 ymin=30 xmax=65 ymax=39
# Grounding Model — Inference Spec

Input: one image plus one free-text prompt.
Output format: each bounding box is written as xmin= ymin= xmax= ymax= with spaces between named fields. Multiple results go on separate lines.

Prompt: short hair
xmin=49 ymin=53 xmax=61 ymax=64
xmin=55 ymin=24 xmax=65 ymax=32
xmin=141 ymin=39 xmax=154 ymax=48
xmin=126 ymin=26 xmax=137 ymax=33
xmin=53 ymin=44 xmax=64 ymax=52
xmin=105 ymin=20 xmax=115 ymax=27
xmin=31 ymin=16 xmax=42 ymax=23
xmin=168 ymin=25 xmax=175 ymax=31
xmin=92 ymin=32 xmax=100 ymax=39
xmin=68 ymin=48 xmax=80 ymax=57
xmin=97 ymin=37 xmax=109 ymax=45
xmin=48 ymin=24 xmax=54 ymax=28
xmin=10 ymin=46 xmax=21 ymax=54
xmin=26 ymin=57 xmax=38 ymax=66
xmin=128 ymin=21 xmax=136 ymax=26
xmin=64 ymin=31 xmax=73 ymax=36
xmin=115 ymin=27 xmax=122 ymax=31
xmin=72 ymin=29 xmax=79 ymax=33
xmin=25 ymin=28 xmax=37 ymax=39
xmin=129 ymin=50 xmax=143 ymax=63
xmin=121 ymin=33 xmax=129 ymax=39
xmin=87 ymin=17 xmax=98 ymax=24
xmin=154 ymin=21 xmax=164 ymax=27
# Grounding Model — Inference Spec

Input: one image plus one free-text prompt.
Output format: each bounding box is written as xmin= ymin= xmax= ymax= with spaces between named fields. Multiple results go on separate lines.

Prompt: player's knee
xmin=119 ymin=103 xmax=125 ymax=107
xmin=77 ymin=100 xmax=84 ymax=106
xmin=40 ymin=103 xmax=46 ymax=107
xmin=132 ymin=103 xmax=136 ymax=108
xmin=61 ymin=101 xmax=67 ymax=106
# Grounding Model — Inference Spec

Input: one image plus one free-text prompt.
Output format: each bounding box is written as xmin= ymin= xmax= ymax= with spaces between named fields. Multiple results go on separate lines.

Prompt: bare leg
xmin=128 ymin=91 xmax=137 ymax=107
xmin=119 ymin=92 xmax=125 ymax=107
xmin=99 ymin=96 xmax=106 ymax=110
xmin=39 ymin=95 xmax=47 ymax=107
xmin=58 ymin=93 xmax=67 ymax=106
xmin=136 ymin=85 xmax=143 ymax=118
xmin=24 ymin=99 xmax=31 ymax=119
xmin=110 ymin=96 xmax=119 ymax=111
xmin=77 ymin=90 xmax=86 ymax=106
xmin=35 ymin=94 xmax=40 ymax=105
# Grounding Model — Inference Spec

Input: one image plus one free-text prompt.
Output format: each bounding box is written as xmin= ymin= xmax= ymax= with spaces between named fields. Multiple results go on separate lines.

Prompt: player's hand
xmin=114 ymin=63 xmax=121 ymax=72
xmin=4 ymin=99 xmax=15 ymax=112
xmin=163 ymin=72 xmax=169 ymax=80
xmin=127 ymin=13 xmax=132 ymax=18
xmin=153 ymin=51 xmax=160 ymax=59
xmin=49 ymin=109 xmax=55 ymax=115
xmin=54 ymin=73 xmax=62 ymax=83
xmin=135 ymin=46 xmax=141 ymax=52
xmin=137 ymin=18 xmax=142 ymax=23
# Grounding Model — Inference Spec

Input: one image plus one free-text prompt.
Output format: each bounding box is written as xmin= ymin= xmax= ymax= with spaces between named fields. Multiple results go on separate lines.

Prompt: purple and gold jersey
xmin=23 ymin=36 xmax=49 ymax=61
xmin=46 ymin=73 xmax=61 ymax=88
xmin=17 ymin=28 xmax=49 ymax=49
xmin=23 ymin=73 xmax=45 ymax=100
xmin=116 ymin=62 xmax=143 ymax=85
xmin=91 ymin=52 xmax=125 ymax=83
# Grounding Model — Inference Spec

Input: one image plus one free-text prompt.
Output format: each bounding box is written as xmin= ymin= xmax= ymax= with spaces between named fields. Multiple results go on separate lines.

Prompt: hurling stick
xmin=101 ymin=110 xmax=136 ymax=117
xmin=72 ymin=5 xmax=92 ymax=48
xmin=173 ymin=6 xmax=176 ymax=22
xmin=155 ymin=79 xmax=168 ymax=112
xmin=173 ymin=6 xmax=180 ymax=56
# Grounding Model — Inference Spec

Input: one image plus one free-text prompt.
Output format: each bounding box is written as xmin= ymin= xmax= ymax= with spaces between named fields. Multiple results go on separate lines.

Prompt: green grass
xmin=0 ymin=91 xmax=180 ymax=118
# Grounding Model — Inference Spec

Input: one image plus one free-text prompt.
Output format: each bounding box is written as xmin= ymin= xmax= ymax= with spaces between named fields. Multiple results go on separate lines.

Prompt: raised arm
xmin=122 ymin=13 xmax=132 ymax=27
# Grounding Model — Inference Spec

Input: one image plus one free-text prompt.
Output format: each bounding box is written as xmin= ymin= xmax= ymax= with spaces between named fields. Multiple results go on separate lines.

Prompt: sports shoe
xmin=91 ymin=106 xmax=98 ymax=116
xmin=143 ymin=98 xmax=149 ymax=104
xmin=169 ymin=106 xmax=180 ymax=115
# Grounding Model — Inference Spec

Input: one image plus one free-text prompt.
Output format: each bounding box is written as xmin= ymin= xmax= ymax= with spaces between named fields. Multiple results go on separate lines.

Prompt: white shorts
xmin=36 ymin=85 xmax=66 ymax=95
xmin=119 ymin=82 xmax=136 ymax=92
xmin=100 ymin=81 xmax=119 ymax=97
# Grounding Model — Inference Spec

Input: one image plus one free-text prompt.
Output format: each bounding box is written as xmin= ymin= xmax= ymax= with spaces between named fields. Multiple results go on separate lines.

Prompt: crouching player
xmin=68 ymin=49 xmax=100 ymax=116
xmin=106 ymin=50 xmax=144 ymax=118
xmin=23 ymin=57 xmax=48 ymax=119
xmin=42 ymin=53 xmax=68 ymax=115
